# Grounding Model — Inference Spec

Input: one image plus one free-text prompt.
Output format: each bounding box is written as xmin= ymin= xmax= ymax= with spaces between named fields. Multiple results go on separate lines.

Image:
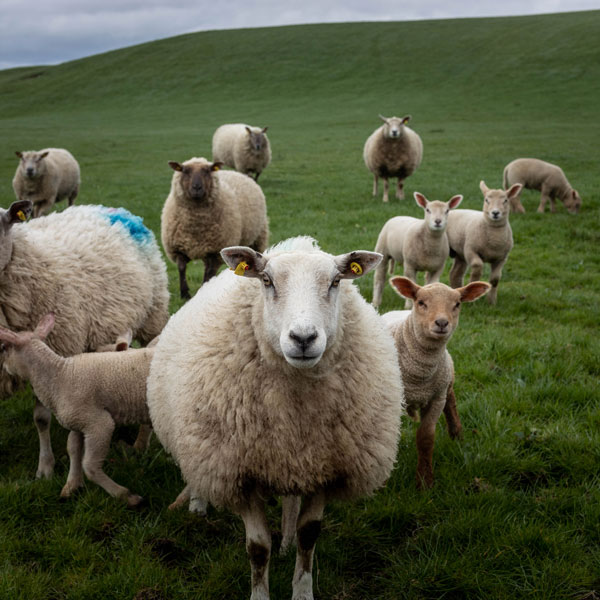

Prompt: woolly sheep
xmin=161 ymin=157 xmax=269 ymax=299
xmin=446 ymin=181 xmax=522 ymax=305
xmin=503 ymin=158 xmax=582 ymax=214
xmin=13 ymin=148 xmax=80 ymax=218
xmin=212 ymin=123 xmax=272 ymax=181
xmin=372 ymin=191 xmax=463 ymax=309
xmin=382 ymin=277 xmax=490 ymax=488
xmin=0 ymin=200 xmax=169 ymax=479
xmin=363 ymin=114 xmax=423 ymax=202
xmin=147 ymin=236 xmax=404 ymax=600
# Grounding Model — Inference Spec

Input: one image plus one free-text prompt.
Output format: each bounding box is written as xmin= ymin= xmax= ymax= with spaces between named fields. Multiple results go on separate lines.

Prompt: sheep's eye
xmin=454 ymin=302 xmax=461 ymax=310
xmin=262 ymin=274 xmax=272 ymax=287
xmin=425 ymin=208 xmax=430 ymax=213
xmin=331 ymin=276 xmax=341 ymax=289
xmin=417 ymin=300 xmax=426 ymax=308
xmin=485 ymin=198 xmax=490 ymax=203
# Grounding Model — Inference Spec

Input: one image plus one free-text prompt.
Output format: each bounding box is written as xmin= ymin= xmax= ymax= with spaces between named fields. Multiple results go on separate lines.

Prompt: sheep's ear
xmin=211 ymin=161 xmax=224 ymax=172
xmin=401 ymin=115 xmax=411 ymax=124
xmin=38 ymin=151 xmax=49 ymax=160
xmin=4 ymin=200 xmax=32 ymax=225
xmin=245 ymin=126 xmax=252 ymax=135
xmin=389 ymin=276 xmax=420 ymax=300
xmin=15 ymin=151 xmax=23 ymax=159
xmin=414 ymin=191 xmax=428 ymax=209
xmin=506 ymin=183 xmax=523 ymax=199
xmin=221 ymin=246 xmax=268 ymax=278
xmin=0 ymin=326 xmax=21 ymax=347
xmin=448 ymin=194 xmax=463 ymax=210
xmin=115 ymin=329 xmax=133 ymax=352
xmin=34 ymin=313 xmax=55 ymax=340
xmin=378 ymin=114 xmax=388 ymax=123
xmin=335 ymin=251 xmax=381 ymax=279
xmin=261 ymin=127 xmax=268 ymax=134
xmin=479 ymin=180 xmax=490 ymax=194
xmin=168 ymin=161 xmax=183 ymax=172
xmin=458 ymin=281 xmax=491 ymax=303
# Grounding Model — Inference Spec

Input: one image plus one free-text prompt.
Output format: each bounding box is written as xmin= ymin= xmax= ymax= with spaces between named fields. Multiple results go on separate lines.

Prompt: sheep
xmin=146 ymin=236 xmax=404 ymax=600
xmin=212 ymin=123 xmax=272 ymax=181
xmin=503 ymin=157 xmax=582 ymax=214
xmin=0 ymin=314 xmax=157 ymax=506
xmin=161 ymin=157 xmax=269 ymax=299
xmin=381 ymin=277 xmax=490 ymax=488
xmin=12 ymin=148 xmax=80 ymax=218
xmin=0 ymin=200 xmax=169 ymax=479
xmin=372 ymin=191 xmax=463 ymax=309
xmin=363 ymin=114 xmax=423 ymax=202
xmin=446 ymin=181 xmax=522 ymax=305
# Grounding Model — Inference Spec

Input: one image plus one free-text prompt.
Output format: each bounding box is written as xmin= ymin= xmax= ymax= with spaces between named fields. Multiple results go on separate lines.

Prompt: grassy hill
xmin=1 ymin=11 xmax=599 ymax=599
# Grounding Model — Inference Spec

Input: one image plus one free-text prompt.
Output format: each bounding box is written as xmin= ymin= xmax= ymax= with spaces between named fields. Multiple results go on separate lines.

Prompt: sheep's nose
xmin=26 ymin=168 xmax=34 ymax=176
xmin=491 ymin=209 xmax=500 ymax=218
xmin=435 ymin=318 xmax=449 ymax=330
xmin=289 ymin=330 xmax=318 ymax=351
xmin=435 ymin=218 xmax=442 ymax=226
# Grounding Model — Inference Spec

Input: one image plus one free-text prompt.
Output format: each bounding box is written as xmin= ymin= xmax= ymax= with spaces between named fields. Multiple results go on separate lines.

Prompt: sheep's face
xmin=414 ymin=192 xmax=462 ymax=233
xmin=245 ymin=127 xmax=268 ymax=153
xmin=16 ymin=151 xmax=49 ymax=180
xmin=0 ymin=200 xmax=33 ymax=271
xmin=479 ymin=181 xmax=522 ymax=226
xmin=566 ymin=189 xmax=581 ymax=214
xmin=221 ymin=242 xmax=382 ymax=369
xmin=380 ymin=115 xmax=410 ymax=140
xmin=169 ymin=160 xmax=222 ymax=202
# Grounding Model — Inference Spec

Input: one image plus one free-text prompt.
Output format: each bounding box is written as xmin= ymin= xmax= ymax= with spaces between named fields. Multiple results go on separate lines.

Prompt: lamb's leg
xmin=292 ymin=492 xmax=326 ymax=600
xmin=32 ymin=201 xmax=50 ymax=219
xmin=510 ymin=191 xmax=526 ymax=214
xmin=239 ymin=492 xmax=271 ymax=600
xmin=396 ymin=178 xmax=405 ymax=200
xmin=254 ymin=172 xmax=260 ymax=182
xmin=371 ymin=257 xmax=388 ymax=309
xmin=415 ymin=400 xmax=445 ymax=489
xmin=280 ymin=495 xmax=301 ymax=554
xmin=449 ymin=256 xmax=468 ymax=289
xmin=33 ymin=398 xmax=55 ymax=479
xmin=68 ymin=185 xmax=79 ymax=206
xmin=202 ymin=253 xmax=221 ymax=283
xmin=61 ymin=430 xmax=84 ymax=497
xmin=443 ymin=382 xmax=463 ymax=440
xmin=372 ymin=174 xmax=378 ymax=197
xmin=425 ymin=265 xmax=444 ymax=285
xmin=175 ymin=253 xmax=190 ymax=300
xmin=466 ymin=252 xmax=484 ymax=285
xmin=168 ymin=485 xmax=190 ymax=510
xmin=382 ymin=177 xmax=390 ymax=203
xmin=133 ymin=425 xmax=152 ymax=451
xmin=537 ymin=184 xmax=552 ymax=213
xmin=487 ymin=257 xmax=507 ymax=305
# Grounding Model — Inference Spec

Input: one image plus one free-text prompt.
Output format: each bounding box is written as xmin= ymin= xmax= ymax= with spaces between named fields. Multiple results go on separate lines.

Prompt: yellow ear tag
xmin=234 ymin=261 xmax=249 ymax=276
xmin=16 ymin=210 xmax=26 ymax=221
xmin=350 ymin=262 xmax=362 ymax=276
xmin=213 ymin=166 xmax=220 ymax=171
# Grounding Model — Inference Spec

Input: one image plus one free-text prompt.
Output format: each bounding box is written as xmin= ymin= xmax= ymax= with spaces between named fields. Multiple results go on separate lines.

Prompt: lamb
xmin=372 ymin=191 xmax=463 ymax=309
xmin=363 ymin=114 xmax=423 ymax=202
xmin=446 ymin=181 xmax=522 ymax=305
xmin=13 ymin=148 xmax=80 ymax=218
xmin=503 ymin=158 xmax=582 ymax=214
xmin=161 ymin=157 xmax=269 ymax=299
xmin=0 ymin=314 xmax=156 ymax=506
xmin=0 ymin=200 xmax=169 ymax=479
xmin=212 ymin=123 xmax=272 ymax=181
xmin=381 ymin=277 xmax=490 ymax=488
xmin=147 ymin=236 xmax=404 ymax=600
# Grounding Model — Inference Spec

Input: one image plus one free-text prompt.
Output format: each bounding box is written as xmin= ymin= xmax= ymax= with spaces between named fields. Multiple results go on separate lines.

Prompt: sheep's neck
xmin=23 ymin=341 xmax=67 ymax=412
xmin=399 ymin=316 xmax=447 ymax=377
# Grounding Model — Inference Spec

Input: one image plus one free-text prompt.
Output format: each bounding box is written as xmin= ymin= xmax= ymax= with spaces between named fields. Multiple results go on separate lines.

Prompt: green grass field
xmin=1 ymin=11 xmax=599 ymax=599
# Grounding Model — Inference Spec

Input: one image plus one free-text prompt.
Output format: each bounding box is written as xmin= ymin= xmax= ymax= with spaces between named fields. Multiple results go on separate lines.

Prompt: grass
xmin=1 ymin=10 xmax=600 ymax=599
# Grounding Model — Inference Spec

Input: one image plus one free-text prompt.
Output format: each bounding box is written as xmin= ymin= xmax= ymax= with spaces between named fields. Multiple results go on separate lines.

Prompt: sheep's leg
xmin=416 ymin=400 xmax=445 ymax=489
xmin=382 ymin=178 xmax=390 ymax=203
xmin=425 ymin=265 xmax=444 ymax=285
xmin=33 ymin=398 xmax=55 ymax=479
xmin=175 ymin=253 xmax=190 ymax=300
xmin=537 ymin=184 xmax=552 ymax=213
xmin=466 ymin=253 xmax=484 ymax=285
xmin=132 ymin=424 xmax=152 ymax=451
xmin=372 ymin=174 xmax=378 ymax=197
xmin=449 ymin=256 xmax=468 ymax=288
xmin=61 ymin=430 xmax=84 ymax=497
xmin=396 ymin=178 xmax=405 ymax=200
xmin=281 ymin=495 xmax=301 ymax=554
xmin=202 ymin=253 xmax=221 ymax=284
xmin=168 ymin=485 xmax=190 ymax=510
xmin=68 ymin=185 xmax=79 ymax=206
xmin=443 ymin=382 xmax=462 ymax=440
xmin=371 ymin=257 xmax=388 ymax=309
xmin=487 ymin=258 xmax=506 ymax=305
xmin=510 ymin=191 xmax=526 ymax=214
xmin=32 ymin=201 xmax=49 ymax=219
xmin=402 ymin=263 xmax=418 ymax=309
xmin=254 ymin=172 xmax=260 ymax=182
xmin=239 ymin=492 xmax=271 ymax=600
xmin=292 ymin=492 xmax=326 ymax=600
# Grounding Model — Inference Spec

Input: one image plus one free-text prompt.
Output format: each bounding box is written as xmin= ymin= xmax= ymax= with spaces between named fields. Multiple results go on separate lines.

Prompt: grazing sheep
xmin=372 ymin=191 xmax=463 ymax=309
xmin=503 ymin=158 xmax=582 ymax=214
xmin=13 ymin=148 xmax=80 ymax=218
xmin=161 ymin=157 xmax=269 ymax=299
xmin=212 ymin=123 xmax=272 ymax=181
xmin=363 ymin=114 xmax=423 ymax=202
xmin=147 ymin=236 xmax=404 ymax=600
xmin=0 ymin=200 xmax=169 ymax=479
xmin=446 ymin=181 xmax=522 ymax=305
xmin=0 ymin=314 xmax=155 ymax=506
xmin=382 ymin=277 xmax=490 ymax=488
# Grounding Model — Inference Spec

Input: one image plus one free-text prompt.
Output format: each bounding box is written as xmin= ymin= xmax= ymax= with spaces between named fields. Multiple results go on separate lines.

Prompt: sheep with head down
xmin=147 ymin=236 xmax=404 ymax=600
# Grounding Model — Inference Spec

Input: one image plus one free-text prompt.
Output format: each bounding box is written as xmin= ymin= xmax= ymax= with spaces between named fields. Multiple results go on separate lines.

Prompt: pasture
xmin=1 ymin=10 xmax=599 ymax=599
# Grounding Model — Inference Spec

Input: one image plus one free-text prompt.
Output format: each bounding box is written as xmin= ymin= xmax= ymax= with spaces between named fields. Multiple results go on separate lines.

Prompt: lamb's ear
xmin=378 ymin=114 xmax=388 ymax=123
xmin=401 ymin=115 xmax=411 ymax=124
xmin=34 ymin=313 xmax=55 ymax=340
xmin=479 ymin=180 xmax=490 ymax=194
xmin=414 ymin=191 xmax=428 ymax=209
xmin=168 ymin=161 xmax=183 ymax=172
xmin=221 ymin=246 xmax=268 ymax=278
xmin=458 ymin=281 xmax=491 ymax=303
xmin=506 ymin=183 xmax=523 ymax=199
xmin=335 ymin=251 xmax=382 ymax=279
xmin=0 ymin=326 xmax=21 ymax=347
xmin=448 ymin=194 xmax=463 ymax=209
xmin=115 ymin=329 xmax=133 ymax=352
xmin=4 ymin=200 xmax=32 ymax=225
xmin=389 ymin=276 xmax=420 ymax=300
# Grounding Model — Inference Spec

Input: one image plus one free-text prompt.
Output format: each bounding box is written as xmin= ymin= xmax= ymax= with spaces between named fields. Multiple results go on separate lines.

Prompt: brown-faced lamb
xmin=212 ymin=123 xmax=272 ymax=181
xmin=372 ymin=191 xmax=463 ymax=309
xmin=12 ymin=148 xmax=80 ymax=218
xmin=381 ymin=277 xmax=490 ymax=488
xmin=147 ymin=236 xmax=404 ymax=600
xmin=446 ymin=181 xmax=522 ymax=305
xmin=161 ymin=157 xmax=269 ymax=299
xmin=503 ymin=157 xmax=582 ymax=214
xmin=363 ymin=114 xmax=423 ymax=202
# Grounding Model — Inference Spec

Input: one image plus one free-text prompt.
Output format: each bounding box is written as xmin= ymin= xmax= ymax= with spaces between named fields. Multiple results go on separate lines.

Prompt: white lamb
xmin=446 ymin=181 xmax=522 ymax=305
xmin=212 ymin=123 xmax=272 ymax=181
xmin=147 ymin=236 xmax=404 ymax=600
xmin=382 ymin=277 xmax=490 ymax=488
xmin=0 ymin=200 xmax=169 ymax=479
xmin=161 ymin=157 xmax=269 ymax=299
xmin=363 ymin=114 xmax=423 ymax=202
xmin=13 ymin=148 xmax=80 ymax=218
xmin=372 ymin=191 xmax=463 ymax=309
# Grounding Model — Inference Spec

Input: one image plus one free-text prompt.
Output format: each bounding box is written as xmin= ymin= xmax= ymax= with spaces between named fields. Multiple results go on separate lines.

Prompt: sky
xmin=2 ymin=0 xmax=599 ymax=70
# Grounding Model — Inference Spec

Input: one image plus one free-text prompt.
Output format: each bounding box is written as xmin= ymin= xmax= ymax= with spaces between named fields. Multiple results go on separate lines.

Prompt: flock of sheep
xmin=4 ymin=117 xmax=582 ymax=600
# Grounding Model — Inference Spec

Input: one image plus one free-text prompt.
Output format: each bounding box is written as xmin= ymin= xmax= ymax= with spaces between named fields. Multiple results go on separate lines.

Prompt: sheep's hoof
xmin=36 ymin=460 xmax=55 ymax=480
xmin=189 ymin=498 xmax=208 ymax=515
xmin=60 ymin=483 xmax=82 ymax=499
xmin=126 ymin=494 xmax=144 ymax=507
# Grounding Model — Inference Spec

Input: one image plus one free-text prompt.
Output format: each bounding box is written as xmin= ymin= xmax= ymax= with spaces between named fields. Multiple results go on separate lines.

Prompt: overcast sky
xmin=1 ymin=0 xmax=599 ymax=70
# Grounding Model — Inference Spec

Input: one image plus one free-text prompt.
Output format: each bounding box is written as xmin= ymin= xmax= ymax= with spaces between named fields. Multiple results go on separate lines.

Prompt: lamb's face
xmin=17 ymin=151 xmax=48 ymax=180
xmin=566 ymin=189 xmax=581 ymax=214
xmin=414 ymin=193 xmax=463 ymax=233
xmin=480 ymin=181 xmax=522 ymax=225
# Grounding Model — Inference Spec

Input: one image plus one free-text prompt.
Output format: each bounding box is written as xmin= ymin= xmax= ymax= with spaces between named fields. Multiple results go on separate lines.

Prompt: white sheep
xmin=13 ymin=148 xmax=80 ymax=218
xmin=382 ymin=277 xmax=490 ymax=488
xmin=147 ymin=236 xmax=404 ymax=600
xmin=0 ymin=200 xmax=169 ymax=479
xmin=212 ymin=123 xmax=272 ymax=181
xmin=363 ymin=114 xmax=423 ymax=202
xmin=503 ymin=157 xmax=582 ymax=214
xmin=372 ymin=191 xmax=463 ymax=309
xmin=161 ymin=157 xmax=269 ymax=299
xmin=446 ymin=181 xmax=522 ymax=305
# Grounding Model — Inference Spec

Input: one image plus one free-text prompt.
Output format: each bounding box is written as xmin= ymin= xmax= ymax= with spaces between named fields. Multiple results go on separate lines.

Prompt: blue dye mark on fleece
xmin=99 ymin=206 xmax=152 ymax=244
